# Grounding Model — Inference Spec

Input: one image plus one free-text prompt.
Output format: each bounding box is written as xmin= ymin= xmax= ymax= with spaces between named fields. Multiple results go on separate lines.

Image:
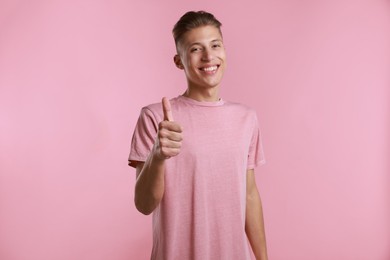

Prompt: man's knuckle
xmin=161 ymin=147 xmax=168 ymax=155
xmin=160 ymin=139 xmax=168 ymax=146
xmin=159 ymin=129 xmax=167 ymax=137
xmin=159 ymin=121 xmax=168 ymax=129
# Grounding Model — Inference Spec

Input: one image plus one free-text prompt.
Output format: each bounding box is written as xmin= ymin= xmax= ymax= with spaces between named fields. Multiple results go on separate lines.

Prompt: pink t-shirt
xmin=129 ymin=95 xmax=265 ymax=260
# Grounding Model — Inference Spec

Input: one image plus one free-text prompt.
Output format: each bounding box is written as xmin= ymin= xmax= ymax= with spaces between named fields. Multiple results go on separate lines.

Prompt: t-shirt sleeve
xmin=128 ymin=107 xmax=158 ymax=168
xmin=247 ymin=112 xmax=266 ymax=170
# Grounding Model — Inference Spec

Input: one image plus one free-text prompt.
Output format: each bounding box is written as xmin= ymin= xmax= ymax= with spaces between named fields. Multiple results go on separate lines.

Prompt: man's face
xmin=175 ymin=25 xmax=226 ymax=90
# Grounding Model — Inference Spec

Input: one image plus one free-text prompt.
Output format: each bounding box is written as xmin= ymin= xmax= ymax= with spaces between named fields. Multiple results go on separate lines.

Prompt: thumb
xmin=162 ymin=97 xmax=174 ymax=121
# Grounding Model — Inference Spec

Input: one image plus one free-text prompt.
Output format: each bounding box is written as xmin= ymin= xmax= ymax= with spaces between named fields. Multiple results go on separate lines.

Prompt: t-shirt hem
xmin=247 ymin=159 xmax=266 ymax=170
xmin=128 ymin=157 xmax=147 ymax=168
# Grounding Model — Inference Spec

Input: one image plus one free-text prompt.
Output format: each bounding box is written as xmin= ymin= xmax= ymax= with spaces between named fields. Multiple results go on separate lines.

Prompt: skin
xmin=246 ymin=169 xmax=269 ymax=260
xmin=174 ymin=25 xmax=226 ymax=101
xmin=134 ymin=25 xmax=268 ymax=260
xmin=134 ymin=97 xmax=181 ymax=215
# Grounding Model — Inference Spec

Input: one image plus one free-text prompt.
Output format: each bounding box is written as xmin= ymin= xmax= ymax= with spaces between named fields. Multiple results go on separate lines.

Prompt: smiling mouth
xmin=199 ymin=65 xmax=219 ymax=72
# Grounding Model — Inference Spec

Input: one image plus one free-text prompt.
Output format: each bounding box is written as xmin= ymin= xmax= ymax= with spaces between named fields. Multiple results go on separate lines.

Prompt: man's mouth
xmin=199 ymin=65 xmax=219 ymax=72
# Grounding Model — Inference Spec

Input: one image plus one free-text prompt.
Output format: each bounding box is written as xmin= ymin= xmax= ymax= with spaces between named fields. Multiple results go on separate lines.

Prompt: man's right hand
xmin=154 ymin=97 xmax=183 ymax=160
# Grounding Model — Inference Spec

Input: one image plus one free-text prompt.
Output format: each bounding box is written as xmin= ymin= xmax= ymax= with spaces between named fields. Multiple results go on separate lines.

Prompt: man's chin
xmin=188 ymin=81 xmax=221 ymax=89
xmin=200 ymin=79 xmax=223 ymax=89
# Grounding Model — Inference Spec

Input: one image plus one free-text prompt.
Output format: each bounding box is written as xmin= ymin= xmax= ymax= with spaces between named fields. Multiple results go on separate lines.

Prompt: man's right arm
xmin=134 ymin=150 xmax=166 ymax=215
xmin=133 ymin=97 xmax=182 ymax=215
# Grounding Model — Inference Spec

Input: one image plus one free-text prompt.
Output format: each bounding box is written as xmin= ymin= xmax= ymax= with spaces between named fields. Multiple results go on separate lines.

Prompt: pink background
xmin=1 ymin=1 xmax=389 ymax=259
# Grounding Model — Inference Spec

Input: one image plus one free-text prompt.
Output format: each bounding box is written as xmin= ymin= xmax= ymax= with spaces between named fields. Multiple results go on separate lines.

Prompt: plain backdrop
xmin=1 ymin=1 xmax=389 ymax=259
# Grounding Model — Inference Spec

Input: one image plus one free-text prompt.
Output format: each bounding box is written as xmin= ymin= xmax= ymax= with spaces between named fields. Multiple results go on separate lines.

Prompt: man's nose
xmin=201 ymin=48 xmax=214 ymax=61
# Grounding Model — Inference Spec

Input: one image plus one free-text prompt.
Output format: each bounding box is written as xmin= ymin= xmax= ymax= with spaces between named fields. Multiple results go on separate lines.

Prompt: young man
xmin=128 ymin=11 xmax=268 ymax=260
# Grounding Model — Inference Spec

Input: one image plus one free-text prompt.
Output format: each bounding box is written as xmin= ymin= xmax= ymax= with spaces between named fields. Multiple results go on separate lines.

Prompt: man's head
xmin=172 ymin=11 xmax=222 ymax=53
xmin=172 ymin=11 xmax=226 ymax=91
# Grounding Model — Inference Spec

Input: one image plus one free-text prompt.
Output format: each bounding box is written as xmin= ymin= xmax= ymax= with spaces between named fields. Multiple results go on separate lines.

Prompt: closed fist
xmin=154 ymin=97 xmax=183 ymax=160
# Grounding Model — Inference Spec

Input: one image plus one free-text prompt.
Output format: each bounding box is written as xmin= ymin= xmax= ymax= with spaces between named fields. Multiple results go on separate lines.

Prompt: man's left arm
xmin=245 ymin=169 xmax=268 ymax=260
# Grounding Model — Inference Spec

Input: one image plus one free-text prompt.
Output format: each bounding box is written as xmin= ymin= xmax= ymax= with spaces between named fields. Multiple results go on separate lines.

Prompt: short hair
xmin=172 ymin=11 xmax=222 ymax=49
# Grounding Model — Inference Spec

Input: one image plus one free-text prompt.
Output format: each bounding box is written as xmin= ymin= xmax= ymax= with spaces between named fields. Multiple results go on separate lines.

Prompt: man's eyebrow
xmin=188 ymin=42 xmax=202 ymax=47
xmin=188 ymin=39 xmax=223 ymax=47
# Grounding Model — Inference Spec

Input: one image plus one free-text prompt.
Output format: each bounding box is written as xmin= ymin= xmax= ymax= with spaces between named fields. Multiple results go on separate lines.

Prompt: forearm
xmin=134 ymin=98 xmax=182 ymax=215
xmin=134 ymin=148 xmax=165 ymax=215
xmin=245 ymin=190 xmax=268 ymax=260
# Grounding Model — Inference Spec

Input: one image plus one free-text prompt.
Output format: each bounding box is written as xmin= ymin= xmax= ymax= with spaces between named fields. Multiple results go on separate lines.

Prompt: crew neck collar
xmin=177 ymin=95 xmax=225 ymax=107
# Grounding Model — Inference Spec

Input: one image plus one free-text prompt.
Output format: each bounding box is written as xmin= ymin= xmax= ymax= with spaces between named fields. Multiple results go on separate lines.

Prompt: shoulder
xmin=140 ymin=101 xmax=163 ymax=122
xmin=223 ymin=100 xmax=258 ymax=116
xmin=140 ymin=96 xmax=185 ymax=119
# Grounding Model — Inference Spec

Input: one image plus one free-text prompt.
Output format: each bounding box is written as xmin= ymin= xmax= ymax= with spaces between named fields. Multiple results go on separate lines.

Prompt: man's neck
xmin=182 ymin=86 xmax=220 ymax=102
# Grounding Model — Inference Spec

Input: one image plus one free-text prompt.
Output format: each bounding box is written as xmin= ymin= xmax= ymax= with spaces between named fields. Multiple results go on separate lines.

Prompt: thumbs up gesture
xmin=154 ymin=97 xmax=183 ymax=160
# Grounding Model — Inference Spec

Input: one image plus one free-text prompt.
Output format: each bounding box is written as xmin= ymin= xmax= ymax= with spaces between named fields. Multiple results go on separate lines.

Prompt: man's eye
xmin=212 ymin=44 xmax=221 ymax=48
xmin=191 ymin=48 xmax=201 ymax=52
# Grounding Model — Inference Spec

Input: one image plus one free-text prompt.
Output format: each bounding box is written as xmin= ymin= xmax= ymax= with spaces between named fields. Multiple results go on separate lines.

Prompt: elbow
xmin=246 ymin=189 xmax=261 ymax=206
xmin=246 ymin=190 xmax=256 ymax=202
xmin=134 ymin=196 xmax=154 ymax=215
xmin=136 ymin=205 xmax=153 ymax=215
xmin=134 ymin=192 xmax=162 ymax=215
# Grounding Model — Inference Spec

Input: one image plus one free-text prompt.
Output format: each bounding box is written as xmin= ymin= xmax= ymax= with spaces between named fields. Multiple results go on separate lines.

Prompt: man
xmin=128 ymin=11 xmax=268 ymax=260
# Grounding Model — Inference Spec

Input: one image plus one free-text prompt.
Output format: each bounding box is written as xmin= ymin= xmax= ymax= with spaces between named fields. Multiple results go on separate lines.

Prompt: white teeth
xmin=202 ymin=66 xmax=217 ymax=72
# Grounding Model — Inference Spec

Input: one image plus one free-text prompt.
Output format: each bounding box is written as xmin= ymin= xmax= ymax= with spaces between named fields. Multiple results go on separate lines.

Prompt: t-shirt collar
xmin=177 ymin=95 xmax=225 ymax=107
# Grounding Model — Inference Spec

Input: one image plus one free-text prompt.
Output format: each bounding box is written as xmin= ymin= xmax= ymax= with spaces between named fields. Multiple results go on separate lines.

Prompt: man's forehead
xmin=180 ymin=27 xmax=222 ymax=45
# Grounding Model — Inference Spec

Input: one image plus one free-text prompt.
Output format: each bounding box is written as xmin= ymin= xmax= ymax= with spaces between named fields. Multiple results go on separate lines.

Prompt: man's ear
xmin=174 ymin=54 xmax=184 ymax=70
